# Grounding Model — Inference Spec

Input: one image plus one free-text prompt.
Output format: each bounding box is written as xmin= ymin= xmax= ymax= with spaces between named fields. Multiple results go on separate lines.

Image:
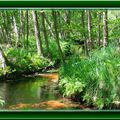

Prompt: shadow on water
xmin=0 ymin=73 xmax=81 ymax=110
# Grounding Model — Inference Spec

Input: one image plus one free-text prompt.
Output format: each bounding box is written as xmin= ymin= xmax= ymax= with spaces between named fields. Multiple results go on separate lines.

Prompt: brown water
xmin=0 ymin=73 xmax=81 ymax=110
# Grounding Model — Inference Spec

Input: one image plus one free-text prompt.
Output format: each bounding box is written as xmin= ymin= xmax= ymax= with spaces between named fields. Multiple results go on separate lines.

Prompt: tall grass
xmin=59 ymin=45 xmax=120 ymax=109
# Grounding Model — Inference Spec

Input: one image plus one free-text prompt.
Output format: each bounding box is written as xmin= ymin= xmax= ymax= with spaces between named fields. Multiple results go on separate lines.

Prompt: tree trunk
xmin=32 ymin=11 xmax=43 ymax=56
xmin=0 ymin=46 xmax=8 ymax=70
xmin=6 ymin=11 xmax=12 ymax=45
xmin=0 ymin=26 xmax=5 ymax=43
xmin=64 ymin=10 xmax=71 ymax=40
xmin=20 ymin=10 xmax=25 ymax=48
xmin=40 ymin=11 xmax=51 ymax=59
xmin=52 ymin=10 xmax=64 ymax=63
xmin=13 ymin=15 xmax=19 ymax=48
xmin=1 ymin=11 xmax=11 ymax=44
xmin=44 ymin=15 xmax=55 ymax=38
xmin=103 ymin=10 xmax=108 ymax=47
xmin=88 ymin=10 xmax=92 ymax=50
xmin=26 ymin=10 xmax=29 ymax=49
xmin=81 ymin=10 xmax=88 ymax=55
xmin=57 ymin=11 xmax=62 ymax=39
xmin=98 ymin=12 xmax=101 ymax=47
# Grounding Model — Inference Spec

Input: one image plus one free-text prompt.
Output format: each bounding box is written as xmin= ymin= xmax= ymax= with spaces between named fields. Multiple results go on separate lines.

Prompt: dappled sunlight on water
xmin=37 ymin=73 xmax=59 ymax=83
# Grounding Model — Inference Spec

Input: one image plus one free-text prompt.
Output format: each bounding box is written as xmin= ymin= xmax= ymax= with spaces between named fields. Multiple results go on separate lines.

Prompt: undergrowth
xmin=59 ymin=45 xmax=120 ymax=109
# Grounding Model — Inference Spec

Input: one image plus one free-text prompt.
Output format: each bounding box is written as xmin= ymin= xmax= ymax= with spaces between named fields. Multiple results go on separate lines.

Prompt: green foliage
xmin=6 ymin=47 xmax=51 ymax=73
xmin=59 ymin=56 xmax=87 ymax=97
xmin=59 ymin=45 xmax=120 ymax=109
xmin=0 ymin=36 xmax=70 ymax=76
xmin=43 ymin=38 xmax=71 ymax=60
xmin=0 ymin=96 xmax=5 ymax=107
xmin=0 ymin=66 xmax=13 ymax=76
xmin=0 ymin=59 xmax=13 ymax=76
xmin=43 ymin=38 xmax=59 ymax=60
xmin=0 ymin=9 xmax=120 ymax=110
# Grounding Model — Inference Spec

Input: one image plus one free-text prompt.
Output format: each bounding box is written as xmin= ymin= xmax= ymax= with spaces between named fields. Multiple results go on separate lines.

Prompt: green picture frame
xmin=0 ymin=0 xmax=120 ymax=119
xmin=0 ymin=111 xmax=120 ymax=119
xmin=0 ymin=1 xmax=120 ymax=7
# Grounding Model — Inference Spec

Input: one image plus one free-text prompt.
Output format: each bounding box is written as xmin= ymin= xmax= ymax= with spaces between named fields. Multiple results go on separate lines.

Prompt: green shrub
xmin=0 ymin=60 xmax=13 ymax=76
xmin=59 ymin=45 xmax=120 ymax=109
xmin=43 ymin=38 xmax=71 ymax=60
xmin=1 ymin=36 xmax=70 ymax=76
xmin=6 ymin=47 xmax=51 ymax=73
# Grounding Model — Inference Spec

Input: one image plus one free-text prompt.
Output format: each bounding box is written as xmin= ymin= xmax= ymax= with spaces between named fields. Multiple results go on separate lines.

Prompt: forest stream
xmin=0 ymin=73 xmax=87 ymax=110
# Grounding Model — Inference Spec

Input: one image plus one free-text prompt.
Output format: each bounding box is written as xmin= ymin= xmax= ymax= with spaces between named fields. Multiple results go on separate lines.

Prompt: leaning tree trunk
xmin=40 ymin=11 xmax=51 ymax=59
xmin=52 ymin=10 xmax=64 ymax=63
xmin=103 ymin=10 xmax=108 ymax=47
xmin=0 ymin=46 xmax=8 ymax=75
xmin=44 ymin=14 xmax=55 ymax=38
xmin=87 ymin=10 xmax=93 ymax=51
xmin=32 ymin=11 xmax=43 ymax=56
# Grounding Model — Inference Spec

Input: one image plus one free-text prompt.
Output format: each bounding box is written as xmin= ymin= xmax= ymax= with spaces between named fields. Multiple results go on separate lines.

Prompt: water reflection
xmin=0 ymin=76 xmax=60 ymax=109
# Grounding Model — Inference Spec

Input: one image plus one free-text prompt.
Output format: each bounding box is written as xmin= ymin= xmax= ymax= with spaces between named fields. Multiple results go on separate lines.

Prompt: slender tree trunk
xmin=20 ymin=11 xmax=26 ymax=48
xmin=98 ymin=12 xmax=101 ymax=47
xmin=57 ymin=11 xmax=62 ymax=39
xmin=87 ymin=10 xmax=92 ymax=50
xmin=20 ymin=11 xmax=24 ymax=47
xmin=13 ymin=15 xmax=19 ymax=47
xmin=0 ymin=46 xmax=8 ymax=69
xmin=1 ymin=26 xmax=5 ymax=41
xmin=52 ymin=10 xmax=64 ymax=63
xmin=81 ymin=11 xmax=88 ymax=55
xmin=1 ymin=11 xmax=10 ymax=44
xmin=32 ymin=11 xmax=43 ymax=56
xmin=6 ymin=11 xmax=12 ymax=45
xmin=65 ymin=10 xmax=71 ymax=40
xmin=26 ymin=10 xmax=29 ymax=49
xmin=0 ymin=26 xmax=5 ymax=43
xmin=40 ymin=11 xmax=51 ymax=59
xmin=44 ymin=15 xmax=55 ymax=38
xmin=103 ymin=10 xmax=108 ymax=47
xmin=0 ymin=45 xmax=10 ymax=78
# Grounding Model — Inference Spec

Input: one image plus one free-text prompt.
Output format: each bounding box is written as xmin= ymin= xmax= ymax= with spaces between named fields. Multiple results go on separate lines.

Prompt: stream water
xmin=0 ymin=73 xmax=81 ymax=110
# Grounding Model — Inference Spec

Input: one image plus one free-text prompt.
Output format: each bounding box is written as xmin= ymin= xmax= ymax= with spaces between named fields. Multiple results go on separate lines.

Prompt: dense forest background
xmin=0 ymin=9 xmax=120 ymax=109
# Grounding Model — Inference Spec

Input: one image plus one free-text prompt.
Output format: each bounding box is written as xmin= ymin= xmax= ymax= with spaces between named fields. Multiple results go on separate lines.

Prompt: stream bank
xmin=0 ymin=73 xmax=77 ymax=110
xmin=0 ymin=73 xmax=97 ymax=110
